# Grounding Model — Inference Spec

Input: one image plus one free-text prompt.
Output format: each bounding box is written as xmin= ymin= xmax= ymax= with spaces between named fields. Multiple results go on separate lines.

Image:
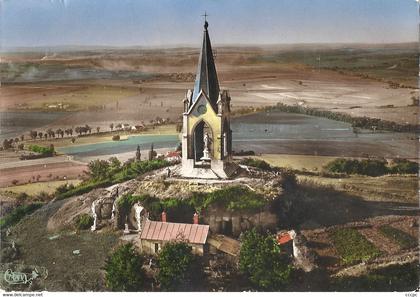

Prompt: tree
xmin=96 ymin=126 xmax=100 ymax=133
xmin=87 ymin=159 xmax=111 ymax=180
xmin=38 ymin=132 xmax=43 ymax=139
xmin=239 ymin=229 xmax=292 ymax=291
xmin=29 ymin=130 xmax=38 ymax=140
xmin=135 ymin=145 xmax=141 ymax=161
xmin=157 ymin=241 xmax=194 ymax=291
xmin=110 ymin=123 xmax=114 ymax=131
xmin=2 ymin=139 xmax=12 ymax=150
xmin=105 ymin=243 xmax=147 ymax=291
xmin=109 ymin=157 xmax=121 ymax=173
xmin=20 ymin=135 xmax=24 ymax=141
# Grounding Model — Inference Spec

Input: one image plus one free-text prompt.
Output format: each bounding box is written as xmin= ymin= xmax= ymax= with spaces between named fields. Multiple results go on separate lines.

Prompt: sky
xmin=0 ymin=0 xmax=418 ymax=48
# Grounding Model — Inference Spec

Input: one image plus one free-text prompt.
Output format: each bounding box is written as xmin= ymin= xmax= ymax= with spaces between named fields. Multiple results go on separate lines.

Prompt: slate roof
xmin=191 ymin=21 xmax=220 ymax=111
xmin=140 ymin=220 xmax=209 ymax=245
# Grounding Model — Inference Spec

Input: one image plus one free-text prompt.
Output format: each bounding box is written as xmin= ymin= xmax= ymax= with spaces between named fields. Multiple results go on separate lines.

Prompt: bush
xmin=388 ymin=159 xmax=418 ymax=174
xmin=88 ymin=159 xmax=111 ymax=180
xmin=324 ymin=158 xmax=418 ymax=176
xmin=56 ymin=179 xmax=112 ymax=200
xmin=112 ymin=135 xmax=120 ymax=141
xmin=324 ymin=158 xmax=388 ymax=176
xmin=27 ymin=144 xmax=54 ymax=156
xmin=239 ymin=228 xmax=292 ymax=291
xmin=190 ymin=186 xmax=267 ymax=212
xmin=157 ymin=241 xmax=195 ymax=291
xmin=0 ymin=203 xmax=43 ymax=229
xmin=74 ymin=213 xmax=94 ymax=230
xmin=240 ymin=158 xmax=272 ymax=171
xmin=105 ymin=243 xmax=147 ymax=291
xmin=55 ymin=183 xmax=75 ymax=195
xmin=118 ymin=195 xmax=194 ymax=223
xmin=57 ymin=159 xmax=171 ymax=200
xmin=16 ymin=192 xmax=29 ymax=205
xmin=233 ymin=150 xmax=256 ymax=156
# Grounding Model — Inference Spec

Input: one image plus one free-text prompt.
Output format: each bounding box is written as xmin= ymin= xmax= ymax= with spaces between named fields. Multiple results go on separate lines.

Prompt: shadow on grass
xmin=276 ymin=181 xmax=419 ymax=230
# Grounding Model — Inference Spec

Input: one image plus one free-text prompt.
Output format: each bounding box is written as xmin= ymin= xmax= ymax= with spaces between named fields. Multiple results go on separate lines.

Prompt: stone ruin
xmin=89 ymin=180 xmax=148 ymax=233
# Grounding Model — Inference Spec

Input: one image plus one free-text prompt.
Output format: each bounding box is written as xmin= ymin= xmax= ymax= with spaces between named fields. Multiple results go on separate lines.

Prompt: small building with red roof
xmin=139 ymin=220 xmax=209 ymax=256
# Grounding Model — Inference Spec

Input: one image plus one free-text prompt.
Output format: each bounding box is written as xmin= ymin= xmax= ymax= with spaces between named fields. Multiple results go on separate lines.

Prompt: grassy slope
xmin=8 ymin=200 xmax=119 ymax=291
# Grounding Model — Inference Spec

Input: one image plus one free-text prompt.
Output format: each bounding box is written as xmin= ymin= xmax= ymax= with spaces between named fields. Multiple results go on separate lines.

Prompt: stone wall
xmin=201 ymin=206 xmax=278 ymax=237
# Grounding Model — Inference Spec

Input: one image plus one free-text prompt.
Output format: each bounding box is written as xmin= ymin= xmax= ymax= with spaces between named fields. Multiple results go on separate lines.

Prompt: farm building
xmin=139 ymin=220 xmax=209 ymax=256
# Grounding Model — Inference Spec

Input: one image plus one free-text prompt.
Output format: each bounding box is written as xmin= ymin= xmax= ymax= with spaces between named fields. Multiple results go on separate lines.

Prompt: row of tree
xmin=27 ymin=125 xmax=101 ymax=141
xmin=270 ymin=103 xmax=418 ymax=133
xmin=2 ymin=137 xmax=24 ymax=150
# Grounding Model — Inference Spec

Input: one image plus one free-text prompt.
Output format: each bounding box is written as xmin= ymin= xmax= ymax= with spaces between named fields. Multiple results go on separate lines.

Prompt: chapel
xmin=181 ymin=19 xmax=236 ymax=179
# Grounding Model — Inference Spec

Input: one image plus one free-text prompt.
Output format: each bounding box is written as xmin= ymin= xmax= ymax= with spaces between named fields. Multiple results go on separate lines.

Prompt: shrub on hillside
xmin=27 ymin=144 xmax=55 ymax=156
xmin=157 ymin=241 xmax=195 ymax=291
xmin=239 ymin=228 xmax=292 ymax=291
xmin=388 ymin=159 xmax=418 ymax=174
xmin=190 ymin=186 xmax=267 ymax=212
xmin=240 ymin=158 xmax=272 ymax=171
xmin=74 ymin=213 xmax=94 ymax=230
xmin=324 ymin=158 xmax=387 ymax=176
xmin=105 ymin=243 xmax=147 ymax=291
xmin=324 ymin=158 xmax=418 ymax=176
xmin=0 ymin=203 xmax=43 ymax=229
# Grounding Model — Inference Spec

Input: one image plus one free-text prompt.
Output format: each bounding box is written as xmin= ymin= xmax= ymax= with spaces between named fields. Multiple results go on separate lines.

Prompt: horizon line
xmin=1 ymin=41 xmax=418 ymax=52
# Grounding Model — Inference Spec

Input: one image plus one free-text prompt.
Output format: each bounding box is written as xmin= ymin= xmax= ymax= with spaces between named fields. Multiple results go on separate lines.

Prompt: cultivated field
xmin=1 ymin=44 xmax=418 ymax=141
xmin=0 ymin=179 xmax=81 ymax=196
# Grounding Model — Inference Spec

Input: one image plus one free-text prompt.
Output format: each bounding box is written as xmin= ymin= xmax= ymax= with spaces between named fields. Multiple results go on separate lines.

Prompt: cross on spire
xmin=202 ymin=12 xmax=209 ymax=29
xmin=201 ymin=11 xmax=208 ymax=22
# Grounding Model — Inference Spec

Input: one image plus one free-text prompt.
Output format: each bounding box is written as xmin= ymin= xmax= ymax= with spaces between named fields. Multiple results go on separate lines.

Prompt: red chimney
xmin=161 ymin=211 xmax=167 ymax=222
xmin=193 ymin=212 xmax=199 ymax=224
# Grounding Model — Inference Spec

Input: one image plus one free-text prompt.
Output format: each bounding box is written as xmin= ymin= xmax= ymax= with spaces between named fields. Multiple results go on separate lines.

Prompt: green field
xmin=331 ymin=228 xmax=381 ymax=265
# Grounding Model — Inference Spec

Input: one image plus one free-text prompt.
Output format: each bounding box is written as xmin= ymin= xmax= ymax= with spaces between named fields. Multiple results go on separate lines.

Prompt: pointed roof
xmin=192 ymin=20 xmax=220 ymax=110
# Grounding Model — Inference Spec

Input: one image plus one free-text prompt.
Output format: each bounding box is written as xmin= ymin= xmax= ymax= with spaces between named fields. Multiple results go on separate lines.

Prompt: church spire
xmin=192 ymin=18 xmax=220 ymax=110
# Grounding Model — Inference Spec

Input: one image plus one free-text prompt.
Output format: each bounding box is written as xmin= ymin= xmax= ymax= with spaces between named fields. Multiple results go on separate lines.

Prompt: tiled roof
xmin=277 ymin=233 xmax=293 ymax=245
xmin=140 ymin=221 xmax=209 ymax=245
